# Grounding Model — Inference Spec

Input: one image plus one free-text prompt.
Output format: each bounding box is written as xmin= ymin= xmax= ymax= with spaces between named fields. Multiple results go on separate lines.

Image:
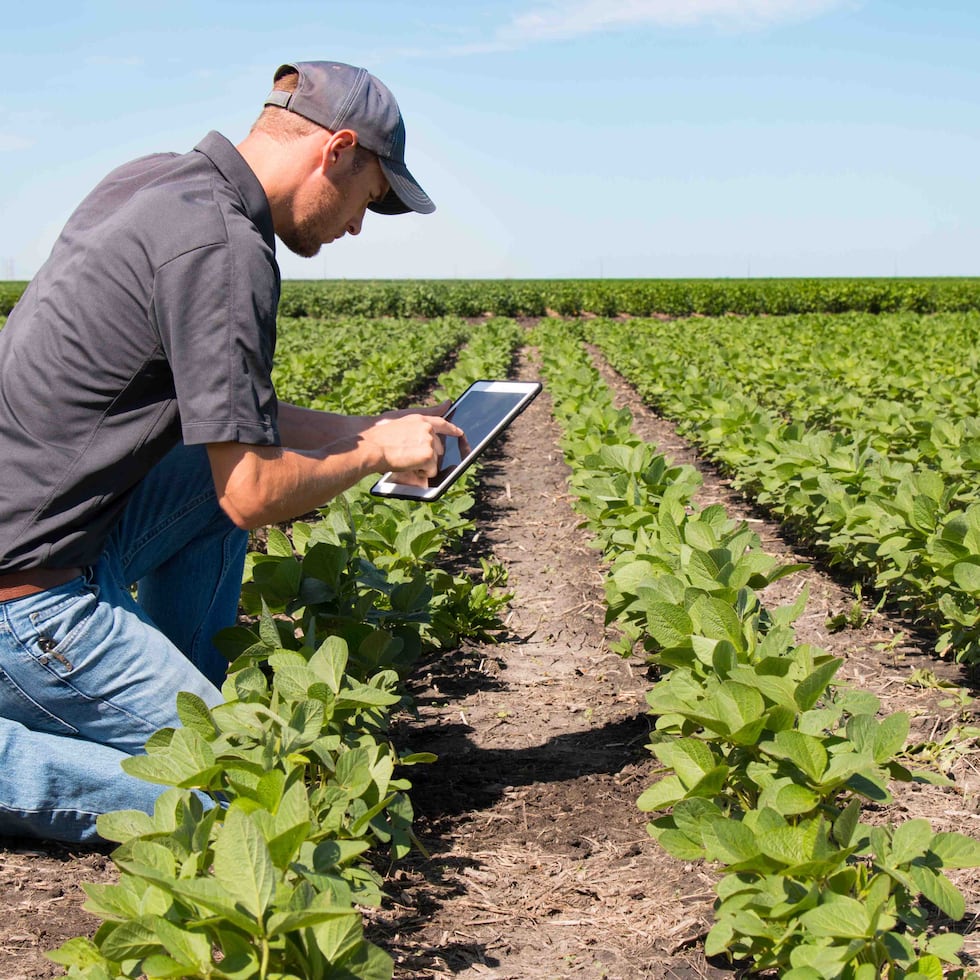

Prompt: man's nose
xmin=346 ymin=209 xmax=365 ymax=236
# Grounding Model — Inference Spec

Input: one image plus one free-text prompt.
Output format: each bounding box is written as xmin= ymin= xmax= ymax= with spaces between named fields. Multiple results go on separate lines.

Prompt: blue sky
xmin=2 ymin=1 xmax=978 ymax=280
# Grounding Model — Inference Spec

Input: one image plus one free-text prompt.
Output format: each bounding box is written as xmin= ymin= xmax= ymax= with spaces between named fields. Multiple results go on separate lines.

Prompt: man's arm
xmin=207 ymin=409 xmax=462 ymax=529
xmin=274 ymin=399 xmax=451 ymax=450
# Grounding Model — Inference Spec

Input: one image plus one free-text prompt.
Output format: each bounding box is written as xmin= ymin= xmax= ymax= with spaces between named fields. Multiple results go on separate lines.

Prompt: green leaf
xmin=302 ymin=541 xmax=349 ymax=588
xmin=925 ymin=930 xmax=964 ymax=962
xmin=141 ymin=953 xmax=196 ymax=977
xmin=832 ymin=799 xmax=862 ymax=848
xmin=907 ymin=864 xmax=966 ymax=920
xmin=95 ymin=808 xmax=157 ymax=844
xmin=611 ymin=559 xmax=657 ymax=595
xmin=704 ymin=919 xmax=735 ymax=958
xmin=702 ymin=817 xmax=761 ymax=866
xmin=690 ymin=594 xmax=745 ymax=647
xmin=44 ymin=937 xmax=107 ymax=968
xmin=644 ymin=601 xmax=693 ymax=648
xmin=257 ymin=600 xmax=282 ymax=649
xmin=651 ymin=827 xmax=707 ymax=861
xmin=310 ymin=912 xmax=365 ymax=962
xmin=848 ymin=712 xmax=909 ymax=764
xmin=889 ymin=818 xmax=933 ymax=865
xmin=390 ymin=574 xmax=432 ymax=612
xmin=874 ymin=711 xmax=910 ymax=762
xmin=335 ymin=747 xmax=374 ymax=800
xmin=284 ymin=699 xmax=326 ymax=753
xmin=794 ymin=658 xmax=842 ymax=711
xmin=175 ymin=691 xmax=218 ymax=739
xmin=309 ymin=635 xmax=349 ymax=693
xmin=907 ymin=954 xmax=946 ymax=980
xmin=336 ymin=681 xmax=401 ymax=710
xmin=267 ymin=904 xmax=358 ymax=936
xmin=771 ymin=782 xmax=820 ymax=816
xmin=121 ymin=727 xmax=221 ymax=788
xmin=787 ymin=941 xmax=855 ymax=975
xmin=800 ymin=896 xmax=872 ymax=938
xmin=82 ymin=881 xmax=144 ymax=922
xmin=763 ymin=731 xmax=828 ymax=784
xmin=151 ymin=918 xmax=213 ymax=971
xmin=709 ymin=681 xmax=766 ymax=741
xmin=168 ymin=877 xmax=262 ymax=936
xmin=266 ymin=527 xmax=294 ymax=558
xmin=929 ymin=831 xmax=980 ymax=869
xmin=313 ymin=839 xmax=372 ymax=871
xmin=652 ymin=738 xmax=718 ymax=790
xmin=99 ymin=917 xmax=164 ymax=961
xmin=337 ymin=939 xmax=395 ymax=980
xmin=953 ymin=560 xmax=980 ymax=592
xmin=213 ymin=807 xmax=277 ymax=922
xmin=637 ymin=774 xmax=685 ymax=812
xmin=757 ymin=824 xmax=816 ymax=868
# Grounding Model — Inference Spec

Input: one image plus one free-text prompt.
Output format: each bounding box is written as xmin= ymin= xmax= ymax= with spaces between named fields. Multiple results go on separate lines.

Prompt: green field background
xmin=4 ymin=276 xmax=980 ymax=320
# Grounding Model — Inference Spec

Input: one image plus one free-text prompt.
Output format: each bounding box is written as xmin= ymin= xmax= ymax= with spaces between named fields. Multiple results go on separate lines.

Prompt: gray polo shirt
xmin=0 ymin=131 xmax=281 ymax=572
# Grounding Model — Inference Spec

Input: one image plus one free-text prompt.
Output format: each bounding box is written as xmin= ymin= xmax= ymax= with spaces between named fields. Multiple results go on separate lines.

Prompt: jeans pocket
xmin=24 ymin=582 xmax=102 ymax=675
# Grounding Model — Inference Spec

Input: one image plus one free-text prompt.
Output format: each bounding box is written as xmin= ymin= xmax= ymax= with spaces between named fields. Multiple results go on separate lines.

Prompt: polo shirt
xmin=0 ymin=131 xmax=281 ymax=573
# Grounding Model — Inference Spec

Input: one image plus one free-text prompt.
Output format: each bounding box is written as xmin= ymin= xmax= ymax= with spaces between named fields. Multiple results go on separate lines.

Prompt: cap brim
xmin=370 ymin=158 xmax=435 ymax=215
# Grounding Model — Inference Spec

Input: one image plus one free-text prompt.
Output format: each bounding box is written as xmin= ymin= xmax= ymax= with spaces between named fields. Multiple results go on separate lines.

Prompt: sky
xmin=2 ymin=1 xmax=978 ymax=281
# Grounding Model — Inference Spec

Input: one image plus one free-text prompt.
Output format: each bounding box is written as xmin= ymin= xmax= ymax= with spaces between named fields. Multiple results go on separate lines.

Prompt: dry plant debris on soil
xmin=2 ymin=341 xmax=980 ymax=980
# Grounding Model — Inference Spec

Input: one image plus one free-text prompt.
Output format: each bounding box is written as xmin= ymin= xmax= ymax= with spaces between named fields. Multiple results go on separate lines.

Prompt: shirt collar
xmin=193 ymin=131 xmax=275 ymax=252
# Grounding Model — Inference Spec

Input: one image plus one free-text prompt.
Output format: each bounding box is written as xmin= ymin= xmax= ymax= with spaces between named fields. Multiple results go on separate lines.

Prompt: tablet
xmin=370 ymin=379 xmax=542 ymax=501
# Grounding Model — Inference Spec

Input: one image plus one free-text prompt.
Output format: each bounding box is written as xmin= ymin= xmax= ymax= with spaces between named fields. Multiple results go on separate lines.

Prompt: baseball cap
xmin=264 ymin=61 xmax=434 ymax=215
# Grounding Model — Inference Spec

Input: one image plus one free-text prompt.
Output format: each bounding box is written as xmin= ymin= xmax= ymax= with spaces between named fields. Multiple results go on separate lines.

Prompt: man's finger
xmin=427 ymin=416 xmax=464 ymax=438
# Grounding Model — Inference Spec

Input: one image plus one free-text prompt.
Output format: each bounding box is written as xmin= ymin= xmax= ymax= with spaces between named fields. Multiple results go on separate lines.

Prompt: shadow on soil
xmin=398 ymin=712 xmax=652 ymax=822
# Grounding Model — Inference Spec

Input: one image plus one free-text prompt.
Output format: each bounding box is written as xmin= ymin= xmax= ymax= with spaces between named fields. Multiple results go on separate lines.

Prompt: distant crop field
xmin=4 ymin=276 xmax=980 ymax=320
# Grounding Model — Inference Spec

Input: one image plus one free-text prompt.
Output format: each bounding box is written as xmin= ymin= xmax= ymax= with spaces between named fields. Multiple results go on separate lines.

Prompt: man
xmin=0 ymin=61 xmax=460 ymax=843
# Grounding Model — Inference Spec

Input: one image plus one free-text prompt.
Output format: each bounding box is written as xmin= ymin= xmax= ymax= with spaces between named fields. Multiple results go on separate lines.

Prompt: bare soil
xmin=3 ymin=338 xmax=980 ymax=980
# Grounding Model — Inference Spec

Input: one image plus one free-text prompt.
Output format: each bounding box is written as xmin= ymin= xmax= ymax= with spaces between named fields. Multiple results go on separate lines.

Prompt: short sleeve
xmin=152 ymin=238 xmax=280 ymax=447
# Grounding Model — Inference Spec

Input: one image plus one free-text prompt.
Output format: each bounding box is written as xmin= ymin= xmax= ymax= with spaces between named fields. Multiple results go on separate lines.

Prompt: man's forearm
xmin=209 ymin=438 xmax=384 ymax=529
xmin=277 ymin=401 xmax=375 ymax=450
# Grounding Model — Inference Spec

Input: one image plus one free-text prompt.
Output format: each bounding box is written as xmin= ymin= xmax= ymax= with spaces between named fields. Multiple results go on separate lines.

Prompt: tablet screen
xmin=370 ymin=380 xmax=541 ymax=501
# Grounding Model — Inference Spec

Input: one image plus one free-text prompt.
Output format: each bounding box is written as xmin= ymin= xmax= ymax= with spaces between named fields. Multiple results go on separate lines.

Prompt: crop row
xmin=534 ymin=318 xmax=980 ymax=979
xmin=6 ymin=277 xmax=980 ymax=320
xmin=273 ymin=316 xmax=471 ymax=411
xmin=586 ymin=313 xmax=980 ymax=662
xmin=276 ymin=278 xmax=980 ymax=318
xmin=51 ymin=318 xmax=525 ymax=979
xmin=601 ymin=311 xmax=980 ymax=452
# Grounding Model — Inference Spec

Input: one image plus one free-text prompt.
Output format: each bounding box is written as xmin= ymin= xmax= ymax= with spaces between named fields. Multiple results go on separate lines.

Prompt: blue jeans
xmin=0 ymin=444 xmax=247 ymax=843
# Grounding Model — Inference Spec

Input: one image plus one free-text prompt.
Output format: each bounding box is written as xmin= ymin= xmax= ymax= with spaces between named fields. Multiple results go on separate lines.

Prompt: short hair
xmin=251 ymin=68 xmax=377 ymax=172
xmin=250 ymin=69 xmax=323 ymax=142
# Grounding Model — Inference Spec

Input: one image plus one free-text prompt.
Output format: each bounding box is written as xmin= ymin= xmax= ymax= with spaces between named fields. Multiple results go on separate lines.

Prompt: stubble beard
xmin=279 ymin=212 xmax=327 ymax=259
xmin=280 ymin=182 xmax=344 ymax=258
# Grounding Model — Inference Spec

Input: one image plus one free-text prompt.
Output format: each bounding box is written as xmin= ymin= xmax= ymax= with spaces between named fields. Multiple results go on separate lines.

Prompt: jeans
xmin=0 ymin=443 xmax=247 ymax=843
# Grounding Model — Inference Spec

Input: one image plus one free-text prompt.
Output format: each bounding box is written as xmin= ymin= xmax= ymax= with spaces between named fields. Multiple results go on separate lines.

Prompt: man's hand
xmin=363 ymin=411 xmax=462 ymax=481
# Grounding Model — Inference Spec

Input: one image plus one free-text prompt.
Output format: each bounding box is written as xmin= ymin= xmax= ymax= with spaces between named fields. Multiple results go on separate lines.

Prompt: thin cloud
xmin=434 ymin=0 xmax=852 ymax=54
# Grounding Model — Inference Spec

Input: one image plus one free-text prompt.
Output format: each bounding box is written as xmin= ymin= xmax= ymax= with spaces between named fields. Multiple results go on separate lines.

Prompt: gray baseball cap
xmin=264 ymin=60 xmax=434 ymax=215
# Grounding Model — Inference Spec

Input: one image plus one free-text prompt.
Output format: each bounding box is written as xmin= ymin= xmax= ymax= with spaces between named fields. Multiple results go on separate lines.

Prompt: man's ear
xmin=321 ymin=128 xmax=358 ymax=173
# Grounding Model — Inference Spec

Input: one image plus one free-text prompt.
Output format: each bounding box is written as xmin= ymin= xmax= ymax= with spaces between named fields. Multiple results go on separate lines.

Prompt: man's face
xmin=280 ymin=149 xmax=389 ymax=258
